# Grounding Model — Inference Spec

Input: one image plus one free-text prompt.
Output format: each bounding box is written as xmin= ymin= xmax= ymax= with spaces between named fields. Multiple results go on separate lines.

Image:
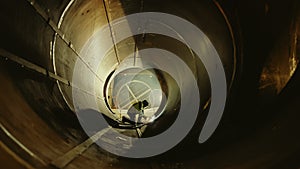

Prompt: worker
xmin=123 ymin=100 xmax=149 ymax=125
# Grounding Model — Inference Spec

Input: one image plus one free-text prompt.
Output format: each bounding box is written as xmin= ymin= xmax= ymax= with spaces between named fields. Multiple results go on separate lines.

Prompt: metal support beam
xmin=0 ymin=48 xmax=103 ymax=100
xmin=102 ymin=0 xmax=121 ymax=64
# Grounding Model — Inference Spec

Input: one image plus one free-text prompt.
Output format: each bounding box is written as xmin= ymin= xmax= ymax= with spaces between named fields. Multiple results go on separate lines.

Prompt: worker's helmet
xmin=142 ymin=100 xmax=149 ymax=108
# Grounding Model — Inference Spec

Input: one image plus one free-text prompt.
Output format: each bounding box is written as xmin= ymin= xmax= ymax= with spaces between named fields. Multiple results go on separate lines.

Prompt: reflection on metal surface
xmin=0 ymin=141 xmax=34 ymax=169
xmin=289 ymin=21 xmax=299 ymax=77
xmin=259 ymin=19 xmax=299 ymax=94
xmin=214 ymin=0 xmax=238 ymax=90
xmin=289 ymin=56 xmax=299 ymax=76
xmin=0 ymin=123 xmax=46 ymax=166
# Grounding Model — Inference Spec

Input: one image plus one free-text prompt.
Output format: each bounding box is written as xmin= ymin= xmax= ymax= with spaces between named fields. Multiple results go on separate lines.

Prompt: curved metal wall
xmin=0 ymin=0 xmax=299 ymax=168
